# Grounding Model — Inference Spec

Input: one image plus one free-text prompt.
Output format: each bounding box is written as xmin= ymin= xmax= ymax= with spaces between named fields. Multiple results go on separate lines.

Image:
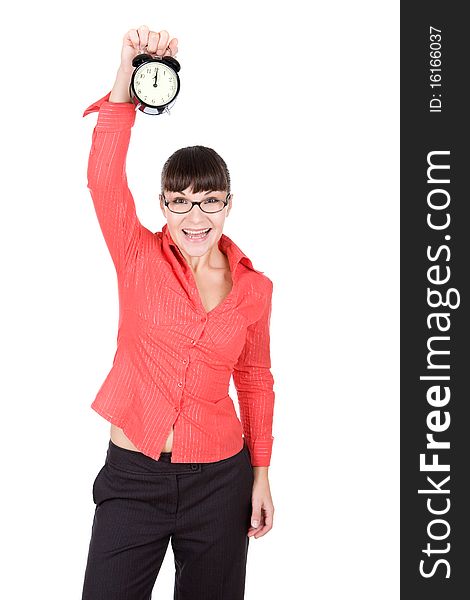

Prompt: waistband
xmin=106 ymin=438 xmax=247 ymax=475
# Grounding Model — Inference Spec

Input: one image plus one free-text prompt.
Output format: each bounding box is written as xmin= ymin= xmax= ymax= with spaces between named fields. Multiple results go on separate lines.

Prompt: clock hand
xmin=153 ymin=68 xmax=159 ymax=88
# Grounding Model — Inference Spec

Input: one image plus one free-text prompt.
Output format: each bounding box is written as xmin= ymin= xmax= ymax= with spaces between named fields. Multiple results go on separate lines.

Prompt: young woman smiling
xmin=81 ymin=24 xmax=276 ymax=600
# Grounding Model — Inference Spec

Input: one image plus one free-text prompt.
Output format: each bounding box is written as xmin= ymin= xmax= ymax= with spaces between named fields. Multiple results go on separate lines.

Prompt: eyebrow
xmin=176 ymin=191 xmax=215 ymax=195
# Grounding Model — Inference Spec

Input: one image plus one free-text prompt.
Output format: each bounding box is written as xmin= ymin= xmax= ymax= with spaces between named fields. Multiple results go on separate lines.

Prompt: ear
xmin=227 ymin=193 xmax=233 ymax=216
xmin=159 ymin=194 xmax=166 ymax=217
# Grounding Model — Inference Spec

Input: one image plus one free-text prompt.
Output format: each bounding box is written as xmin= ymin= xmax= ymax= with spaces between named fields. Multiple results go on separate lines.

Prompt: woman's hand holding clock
xmin=120 ymin=25 xmax=179 ymax=74
xmin=110 ymin=25 xmax=179 ymax=104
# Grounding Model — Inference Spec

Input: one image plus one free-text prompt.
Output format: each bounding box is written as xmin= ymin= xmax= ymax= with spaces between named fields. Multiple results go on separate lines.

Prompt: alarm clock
xmin=129 ymin=53 xmax=181 ymax=115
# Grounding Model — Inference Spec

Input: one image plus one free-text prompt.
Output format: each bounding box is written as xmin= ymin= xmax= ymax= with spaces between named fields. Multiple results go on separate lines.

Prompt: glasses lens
xmin=201 ymin=199 xmax=225 ymax=213
xmin=168 ymin=200 xmax=191 ymax=213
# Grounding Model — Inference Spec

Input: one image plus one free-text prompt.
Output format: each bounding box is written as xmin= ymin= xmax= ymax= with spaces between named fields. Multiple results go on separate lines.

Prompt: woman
xmin=81 ymin=25 xmax=275 ymax=600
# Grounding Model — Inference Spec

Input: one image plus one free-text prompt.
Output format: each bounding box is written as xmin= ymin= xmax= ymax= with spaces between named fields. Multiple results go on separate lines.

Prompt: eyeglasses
xmin=161 ymin=192 xmax=232 ymax=214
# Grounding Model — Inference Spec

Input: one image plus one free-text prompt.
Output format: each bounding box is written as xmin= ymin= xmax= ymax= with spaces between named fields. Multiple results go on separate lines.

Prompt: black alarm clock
xmin=129 ymin=53 xmax=181 ymax=115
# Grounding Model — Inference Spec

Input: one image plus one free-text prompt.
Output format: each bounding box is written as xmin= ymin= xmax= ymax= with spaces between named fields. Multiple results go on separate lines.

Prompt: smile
xmin=182 ymin=228 xmax=212 ymax=240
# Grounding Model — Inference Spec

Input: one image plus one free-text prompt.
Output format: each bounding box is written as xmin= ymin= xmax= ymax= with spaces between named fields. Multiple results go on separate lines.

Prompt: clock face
xmin=133 ymin=62 xmax=179 ymax=107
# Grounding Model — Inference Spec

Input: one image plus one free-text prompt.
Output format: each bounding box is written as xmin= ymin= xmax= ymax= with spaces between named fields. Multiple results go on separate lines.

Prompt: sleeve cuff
xmin=82 ymin=90 xmax=137 ymax=131
xmin=247 ymin=436 xmax=274 ymax=467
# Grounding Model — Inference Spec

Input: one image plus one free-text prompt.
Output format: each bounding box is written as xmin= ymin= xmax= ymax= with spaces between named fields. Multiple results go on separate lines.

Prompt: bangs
xmin=161 ymin=145 xmax=231 ymax=194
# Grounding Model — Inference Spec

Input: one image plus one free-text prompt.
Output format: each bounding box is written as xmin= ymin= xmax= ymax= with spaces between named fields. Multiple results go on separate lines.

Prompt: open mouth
xmin=182 ymin=227 xmax=212 ymax=241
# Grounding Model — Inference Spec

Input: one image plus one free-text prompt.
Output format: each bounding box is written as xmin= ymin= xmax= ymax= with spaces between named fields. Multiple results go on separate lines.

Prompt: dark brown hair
xmin=161 ymin=145 xmax=231 ymax=194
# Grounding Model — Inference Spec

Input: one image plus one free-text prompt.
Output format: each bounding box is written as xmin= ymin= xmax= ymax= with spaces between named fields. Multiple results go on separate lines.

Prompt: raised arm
xmin=82 ymin=26 xmax=179 ymax=274
xmin=233 ymin=279 xmax=276 ymax=467
xmin=83 ymin=83 xmax=147 ymax=273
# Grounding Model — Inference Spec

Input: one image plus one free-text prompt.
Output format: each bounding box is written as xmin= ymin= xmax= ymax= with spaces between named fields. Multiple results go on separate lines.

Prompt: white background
xmin=0 ymin=1 xmax=399 ymax=598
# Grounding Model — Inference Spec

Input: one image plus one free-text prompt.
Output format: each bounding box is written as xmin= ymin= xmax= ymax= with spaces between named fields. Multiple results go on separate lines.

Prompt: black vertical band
xmin=401 ymin=3 xmax=469 ymax=597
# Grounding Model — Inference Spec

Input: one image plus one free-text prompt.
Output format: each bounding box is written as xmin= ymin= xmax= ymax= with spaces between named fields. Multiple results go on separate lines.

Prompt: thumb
xmin=251 ymin=507 xmax=262 ymax=528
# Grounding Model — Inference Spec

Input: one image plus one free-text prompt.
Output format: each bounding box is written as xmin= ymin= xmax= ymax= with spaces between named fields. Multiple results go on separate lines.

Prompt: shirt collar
xmin=161 ymin=223 xmax=262 ymax=275
xmin=82 ymin=91 xmax=112 ymax=117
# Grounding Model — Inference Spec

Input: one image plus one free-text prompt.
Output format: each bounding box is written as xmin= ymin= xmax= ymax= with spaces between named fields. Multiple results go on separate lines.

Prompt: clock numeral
xmin=146 ymin=68 xmax=152 ymax=74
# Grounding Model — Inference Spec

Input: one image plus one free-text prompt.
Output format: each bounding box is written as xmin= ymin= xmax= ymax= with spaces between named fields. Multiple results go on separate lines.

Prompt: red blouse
xmin=82 ymin=92 xmax=275 ymax=466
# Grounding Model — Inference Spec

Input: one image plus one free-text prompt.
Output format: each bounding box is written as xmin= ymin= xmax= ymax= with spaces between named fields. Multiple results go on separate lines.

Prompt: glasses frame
xmin=161 ymin=192 xmax=232 ymax=214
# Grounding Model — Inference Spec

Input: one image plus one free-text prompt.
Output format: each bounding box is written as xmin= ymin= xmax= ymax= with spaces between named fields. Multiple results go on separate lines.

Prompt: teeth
xmin=183 ymin=228 xmax=210 ymax=234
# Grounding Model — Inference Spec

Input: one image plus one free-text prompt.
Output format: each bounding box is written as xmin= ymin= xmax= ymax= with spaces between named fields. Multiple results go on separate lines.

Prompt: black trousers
xmin=81 ymin=439 xmax=254 ymax=600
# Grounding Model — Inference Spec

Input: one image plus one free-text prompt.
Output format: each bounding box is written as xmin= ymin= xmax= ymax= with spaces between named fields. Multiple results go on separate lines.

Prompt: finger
xmin=248 ymin=514 xmax=265 ymax=534
xmin=256 ymin=511 xmax=273 ymax=536
xmin=247 ymin=523 xmax=264 ymax=537
xmin=137 ymin=24 xmax=150 ymax=52
xmin=254 ymin=523 xmax=272 ymax=538
xmin=126 ymin=29 xmax=140 ymax=50
xmin=164 ymin=38 xmax=178 ymax=57
xmin=263 ymin=509 xmax=274 ymax=528
xmin=147 ymin=31 xmax=159 ymax=55
xmin=156 ymin=29 xmax=170 ymax=55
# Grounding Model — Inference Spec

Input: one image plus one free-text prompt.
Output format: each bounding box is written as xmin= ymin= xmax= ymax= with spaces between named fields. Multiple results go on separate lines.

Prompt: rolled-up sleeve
xmin=233 ymin=280 xmax=275 ymax=466
xmin=83 ymin=91 xmax=150 ymax=273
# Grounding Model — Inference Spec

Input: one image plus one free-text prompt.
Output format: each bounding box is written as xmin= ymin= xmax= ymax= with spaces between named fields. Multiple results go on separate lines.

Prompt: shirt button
xmin=174 ymin=406 xmax=179 ymax=412
xmin=177 ymin=382 xmax=183 ymax=387
xmin=190 ymin=339 xmax=196 ymax=345
xmin=182 ymin=359 xmax=188 ymax=364
xmin=190 ymin=464 xmax=198 ymax=470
